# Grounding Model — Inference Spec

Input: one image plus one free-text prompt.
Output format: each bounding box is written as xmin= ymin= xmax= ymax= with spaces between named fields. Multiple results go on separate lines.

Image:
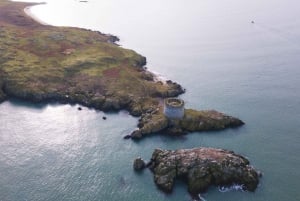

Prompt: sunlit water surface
xmin=2 ymin=0 xmax=300 ymax=200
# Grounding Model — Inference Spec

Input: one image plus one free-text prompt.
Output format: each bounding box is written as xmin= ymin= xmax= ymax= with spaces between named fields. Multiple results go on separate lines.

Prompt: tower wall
xmin=163 ymin=98 xmax=185 ymax=119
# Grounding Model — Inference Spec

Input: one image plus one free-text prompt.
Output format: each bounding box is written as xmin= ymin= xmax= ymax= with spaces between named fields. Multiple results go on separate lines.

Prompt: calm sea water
xmin=2 ymin=0 xmax=300 ymax=200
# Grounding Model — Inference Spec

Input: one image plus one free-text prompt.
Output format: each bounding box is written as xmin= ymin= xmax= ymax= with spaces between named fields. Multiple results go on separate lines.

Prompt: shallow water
xmin=2 ymin=0 xmax=300 ymax=200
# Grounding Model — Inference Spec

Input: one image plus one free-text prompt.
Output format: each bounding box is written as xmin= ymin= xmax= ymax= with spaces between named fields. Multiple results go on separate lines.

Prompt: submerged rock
xmin=146 ymin=148 xmax=260 ymax=196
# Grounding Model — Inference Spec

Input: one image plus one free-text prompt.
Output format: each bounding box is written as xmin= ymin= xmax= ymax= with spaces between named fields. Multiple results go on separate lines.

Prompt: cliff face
xmin=147 ymin=148 xmax=261 ymax=196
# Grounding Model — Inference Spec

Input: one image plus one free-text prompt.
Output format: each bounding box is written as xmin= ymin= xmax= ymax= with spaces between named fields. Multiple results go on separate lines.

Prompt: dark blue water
xmin=2 ymin=0 xmax=300 ymax=200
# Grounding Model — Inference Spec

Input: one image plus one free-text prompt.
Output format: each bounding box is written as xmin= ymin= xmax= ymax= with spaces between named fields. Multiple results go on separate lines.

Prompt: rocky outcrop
xmin=130 ymin=110 xmax=168 ymax=139
xmin=0 ymin=80 xmax=6 ymax=102
xmin=133 ymin=157 xmax=146 ymax=171
xmin=145 ymin=148 xmax=261 ymax=197
xmin=0 ymin=90 xmax=6 ymax=102
xmin=128 ymin=109 xmax=244 ymax=139
xmin=179 ymin=109 xmax=244 ymax=132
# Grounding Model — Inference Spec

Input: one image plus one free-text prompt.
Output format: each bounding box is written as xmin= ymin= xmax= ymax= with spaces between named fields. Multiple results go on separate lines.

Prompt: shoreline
xmin=23 ymin=3 xmax=49 ymax=26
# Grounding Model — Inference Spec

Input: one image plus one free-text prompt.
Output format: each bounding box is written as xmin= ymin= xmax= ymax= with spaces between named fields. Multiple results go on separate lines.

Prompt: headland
xmin=0 ymin=0 xmax=245 ymax=139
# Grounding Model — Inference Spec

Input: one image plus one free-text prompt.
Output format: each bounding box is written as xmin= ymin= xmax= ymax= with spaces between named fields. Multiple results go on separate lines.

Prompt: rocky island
xmin=0 ymin=0 xmax=244 ymax=139
xmin=134 ymin=148 xmax=261 ymax=199
xmin=128 ymin=98 xmax=244 ymax=139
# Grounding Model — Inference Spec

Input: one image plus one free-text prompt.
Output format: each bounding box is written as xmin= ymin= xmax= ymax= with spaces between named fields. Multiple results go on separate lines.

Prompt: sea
xmin=1 ymin=0 xmax=300 ymax=200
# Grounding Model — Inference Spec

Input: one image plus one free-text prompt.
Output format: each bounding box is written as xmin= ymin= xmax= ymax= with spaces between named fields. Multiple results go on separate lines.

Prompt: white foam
xmin=218 ymin=184 xmax=245 ymax=193
xmin=196 ymin=194 xmax=207 ymax=201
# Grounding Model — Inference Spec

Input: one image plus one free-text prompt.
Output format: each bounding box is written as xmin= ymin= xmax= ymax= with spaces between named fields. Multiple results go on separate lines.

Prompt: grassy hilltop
xmin=0 ymin=0 xmax=183 ymax=115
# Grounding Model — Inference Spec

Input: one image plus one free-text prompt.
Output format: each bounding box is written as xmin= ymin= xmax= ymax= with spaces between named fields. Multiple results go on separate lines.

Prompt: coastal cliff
xmin=135 ymin=148 xmax=261 ymax=199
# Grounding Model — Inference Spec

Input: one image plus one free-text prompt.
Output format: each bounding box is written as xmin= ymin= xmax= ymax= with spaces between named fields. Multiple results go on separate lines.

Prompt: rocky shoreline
xmin=134 ymin=148 xmax=261 ymax=199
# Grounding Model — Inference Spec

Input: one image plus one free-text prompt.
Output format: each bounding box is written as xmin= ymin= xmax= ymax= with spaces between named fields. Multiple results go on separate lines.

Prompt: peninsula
xmin=0 ymin=1 xmax=244 ymax=139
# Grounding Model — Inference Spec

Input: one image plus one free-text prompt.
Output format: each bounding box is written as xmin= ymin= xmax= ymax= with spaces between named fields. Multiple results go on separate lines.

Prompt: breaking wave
xmin=218 ymin=184 xmax=245 ymax=192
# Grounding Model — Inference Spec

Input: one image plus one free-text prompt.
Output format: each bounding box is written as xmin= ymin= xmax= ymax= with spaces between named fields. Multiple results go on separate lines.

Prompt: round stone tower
xmin=163 ymin=98 xmax=185 ymax=119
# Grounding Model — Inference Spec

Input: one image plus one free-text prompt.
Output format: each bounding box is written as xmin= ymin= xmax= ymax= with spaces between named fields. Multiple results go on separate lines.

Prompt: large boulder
xmin=147 ymin=148 xmax=261 ymax=196
xmin=133 ymin=157 xmax=146 ymax=171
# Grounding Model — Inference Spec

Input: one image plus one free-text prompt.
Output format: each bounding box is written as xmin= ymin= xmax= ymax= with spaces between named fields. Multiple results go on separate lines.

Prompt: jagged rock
xmin=0 ymin=82 xmax=6 ymax=102
xmin=139 ymin=113 xmax=168 ymax=135
xmin=101 ymin=98 xmax=121 ymax=111
xmin=128 ymin=102 xmax=143 ymax=117
xmin=123 ymin=135 xmax=131 ymax=139
xmin=133 ymin=157 xmax=146 ymax=171
xmin=141 ymin=71 xmax=154 ymax=81
xmin=167 ymin=126 xmax=186 ymax=136
xmin=147 ymin=148 xmax=260 ymax=196
xmin=90 ymin=95 xmax=105 ymax=109
xmin=130 ymin=130 xmax=142 ymax=139
xmin=0 ymin=91 xmax=6 ymax=102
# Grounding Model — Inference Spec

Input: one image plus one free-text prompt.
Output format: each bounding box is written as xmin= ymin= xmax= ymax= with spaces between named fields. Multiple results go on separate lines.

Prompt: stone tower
xmin=163 ymin=98 xmax=185 ymax=119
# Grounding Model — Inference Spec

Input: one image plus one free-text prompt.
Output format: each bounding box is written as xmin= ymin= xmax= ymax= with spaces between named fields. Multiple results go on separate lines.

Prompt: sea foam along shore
xmin=23 ymin=2 xmax=49 ymax=26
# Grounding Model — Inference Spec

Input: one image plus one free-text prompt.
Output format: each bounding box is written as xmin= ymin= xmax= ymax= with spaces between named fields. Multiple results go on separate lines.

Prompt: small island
xmin=134 ymin=148 xmax=261 ymax=199
xmin=127 ymin=98 xmax=244 ymax=139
